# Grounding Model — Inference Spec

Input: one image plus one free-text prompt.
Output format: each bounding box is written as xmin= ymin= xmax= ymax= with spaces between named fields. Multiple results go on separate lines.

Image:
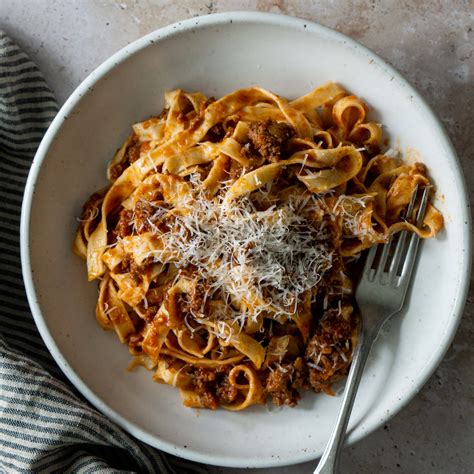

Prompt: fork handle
xmin=314 ymin=324 xmax=378 ymax=474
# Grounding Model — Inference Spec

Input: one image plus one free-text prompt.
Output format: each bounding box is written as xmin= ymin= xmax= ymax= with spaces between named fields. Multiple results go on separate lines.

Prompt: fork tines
xmin=364 ymin=185 xmax=430 ymax=286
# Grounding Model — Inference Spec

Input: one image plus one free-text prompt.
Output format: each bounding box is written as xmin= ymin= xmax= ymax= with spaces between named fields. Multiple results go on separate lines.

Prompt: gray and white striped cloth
xmin=0 ymin=30 xmax=205 ymax=474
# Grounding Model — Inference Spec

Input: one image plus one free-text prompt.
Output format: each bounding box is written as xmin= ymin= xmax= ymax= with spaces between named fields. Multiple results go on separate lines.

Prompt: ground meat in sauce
xmin=134 ymin=200 xmax=154 ymax=233
xmin=134 ymin=200 xmax=172 ymax=234
xmin=109 ymin=161 xmax=127 ymax=183
xmin=126 ymin=138 xmax=141 ymax=165
xmin=266 ymin=368 xmax=299 ymax=407
xmin=199 ymin=391 xmax=219 ymax=410
xmin=129 ymin=259 xmax=143 ymax=284
xmin=305 ymin=308 xmax=354 ymax=393
xmin=311 ymin=309 xmax=353 ymax=348
xmin=247 ymin=119 xmax=294 ymax=162
xmin=216 ymin=374 xmax=239 ymax=405
xmin=191 ymin=366 xmax=238 ymax=409
xmin=189 ymin=282 xmax=208 ymax=315
xmin=308 ymin=368 xmax=342 ymax=394
xmin=193 ymin=368 xmax=218 ymax=409
xmin=265 ymin=358 xmax=306 ymax=407
xmin=114 ymin=209 xmax=134 ymax=239
xmin=114 ymin=254 xmax=143 ymax=284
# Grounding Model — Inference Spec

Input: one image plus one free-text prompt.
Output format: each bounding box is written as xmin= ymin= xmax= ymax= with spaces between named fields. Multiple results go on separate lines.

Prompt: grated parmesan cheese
xmin=145 ymin=175 xmax=339 ymax=326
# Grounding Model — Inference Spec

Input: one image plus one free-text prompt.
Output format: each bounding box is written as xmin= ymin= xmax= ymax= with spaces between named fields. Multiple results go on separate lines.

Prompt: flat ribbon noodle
xmin=96 ymin=273 xmax=135 ymax=343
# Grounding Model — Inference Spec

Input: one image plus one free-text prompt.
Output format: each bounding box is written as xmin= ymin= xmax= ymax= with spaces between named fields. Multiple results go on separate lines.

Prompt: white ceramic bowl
xmin=21 ymin=12 xmax=471 ymax=468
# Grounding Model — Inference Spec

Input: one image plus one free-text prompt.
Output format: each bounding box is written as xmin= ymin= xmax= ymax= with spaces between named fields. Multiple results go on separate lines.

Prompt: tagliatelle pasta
xmin=73 ymin=83 xmax=443 ymax=410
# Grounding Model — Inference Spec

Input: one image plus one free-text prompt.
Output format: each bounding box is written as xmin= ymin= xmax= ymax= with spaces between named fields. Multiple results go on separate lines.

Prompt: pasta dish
xmin=73 ymin=83 xmax=443 ymax=410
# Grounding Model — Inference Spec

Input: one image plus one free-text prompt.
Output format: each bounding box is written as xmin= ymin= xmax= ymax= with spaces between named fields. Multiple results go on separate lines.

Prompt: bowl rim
xmin=20 ymin=10 xmax=472 ymax=468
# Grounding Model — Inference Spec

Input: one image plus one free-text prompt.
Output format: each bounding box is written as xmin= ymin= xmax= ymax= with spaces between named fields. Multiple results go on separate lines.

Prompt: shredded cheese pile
xmin=149 ymin=178 xmax=335 ymax=322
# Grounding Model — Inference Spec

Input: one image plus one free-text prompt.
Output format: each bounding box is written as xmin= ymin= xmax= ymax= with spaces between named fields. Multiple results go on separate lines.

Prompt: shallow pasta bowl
xmin=20 ymin=11 xmax=471 ymax=468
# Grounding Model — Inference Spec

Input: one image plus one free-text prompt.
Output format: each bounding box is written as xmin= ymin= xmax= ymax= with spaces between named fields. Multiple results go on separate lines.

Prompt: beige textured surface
xmin=2 ymin=1 xmax=472 ymax=473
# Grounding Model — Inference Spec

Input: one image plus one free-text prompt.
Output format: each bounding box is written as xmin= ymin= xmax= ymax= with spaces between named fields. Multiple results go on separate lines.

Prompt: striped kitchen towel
xmin=0 ymin=30 xmax=205 ymax=474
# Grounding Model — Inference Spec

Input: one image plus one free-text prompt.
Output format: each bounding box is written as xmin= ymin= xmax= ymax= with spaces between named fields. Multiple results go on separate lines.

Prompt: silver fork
xmin=314 ymin=185 xmax=430 ymax=474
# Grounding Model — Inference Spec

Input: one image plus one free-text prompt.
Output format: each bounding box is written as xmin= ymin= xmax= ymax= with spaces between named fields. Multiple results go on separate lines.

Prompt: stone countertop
xmin=1 ymin=1 xmax=472 ymax=473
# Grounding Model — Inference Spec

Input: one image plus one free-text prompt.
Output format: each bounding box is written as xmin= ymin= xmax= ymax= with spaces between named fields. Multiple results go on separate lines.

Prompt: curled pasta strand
xmin=223 ymin=365 xmax=265 ymax=411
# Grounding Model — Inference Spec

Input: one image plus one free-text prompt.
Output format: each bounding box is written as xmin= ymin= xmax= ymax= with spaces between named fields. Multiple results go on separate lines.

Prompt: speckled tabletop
xmin=2 ymin=1 xmax=472 ymax=473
